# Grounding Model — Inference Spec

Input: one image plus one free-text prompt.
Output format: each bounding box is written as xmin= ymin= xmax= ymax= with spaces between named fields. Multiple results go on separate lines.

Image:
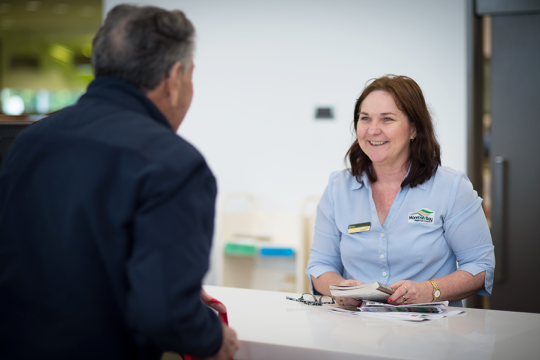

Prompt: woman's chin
xmin=368 ymin=156 xmax=387 ymax=165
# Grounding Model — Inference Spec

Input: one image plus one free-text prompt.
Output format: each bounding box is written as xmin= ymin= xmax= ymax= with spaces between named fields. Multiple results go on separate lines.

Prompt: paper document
xmin=328 ymin=300 xmax=464 ymax=321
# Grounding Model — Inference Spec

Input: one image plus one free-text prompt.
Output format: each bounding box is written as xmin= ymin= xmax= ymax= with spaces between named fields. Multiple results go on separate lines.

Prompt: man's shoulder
xmin=110 ymin=117 xmax=206 ymax=176
xmin=23 ymin=103 xmax=207 ymax=175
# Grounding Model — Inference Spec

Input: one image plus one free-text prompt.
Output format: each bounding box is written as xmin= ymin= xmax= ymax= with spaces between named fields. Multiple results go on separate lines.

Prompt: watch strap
xmin=428 ymin=279 xmax=441 ymax=302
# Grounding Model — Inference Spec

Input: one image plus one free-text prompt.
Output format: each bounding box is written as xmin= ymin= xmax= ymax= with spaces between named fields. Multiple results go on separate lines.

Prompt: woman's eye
xmin=384 ymin=117 xmax=394 ymax=122
xmin=360 ymin=117 xmax=370 ymax=121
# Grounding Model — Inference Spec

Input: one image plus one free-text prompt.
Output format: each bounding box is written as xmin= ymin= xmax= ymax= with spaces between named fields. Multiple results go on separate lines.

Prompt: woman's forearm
xmin=310 ymin=272 xmax=346 ymax=295
xmin=314 ymin=269 xmax=486 ymax=304
xmin=391 ymin=269 xmax=487 ymax=304
xmin=431 ymin=270 xmax=486 ymax=302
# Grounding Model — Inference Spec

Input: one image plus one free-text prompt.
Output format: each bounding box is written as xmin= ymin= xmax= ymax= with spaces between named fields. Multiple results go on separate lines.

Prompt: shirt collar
xmin=350 ymin=172 xmax=366 ymax=191
xmin=349 ymin=166 xmax=428 ymax=191
xmin=417 ymin=182 xmax=427 ymax=191
xmin=404 ymin=165 xmax=428 ymax=191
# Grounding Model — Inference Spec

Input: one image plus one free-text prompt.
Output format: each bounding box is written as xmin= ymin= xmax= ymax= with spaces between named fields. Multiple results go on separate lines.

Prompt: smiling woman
xmin=348 ymin=75 xmax=440 ymax=189
xmin=306 ymin=74 xmax=495 ymax=308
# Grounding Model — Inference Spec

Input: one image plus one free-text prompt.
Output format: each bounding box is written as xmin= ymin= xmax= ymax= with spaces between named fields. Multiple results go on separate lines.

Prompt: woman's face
xmin=357 ymin=90 xmax=416 ymax=170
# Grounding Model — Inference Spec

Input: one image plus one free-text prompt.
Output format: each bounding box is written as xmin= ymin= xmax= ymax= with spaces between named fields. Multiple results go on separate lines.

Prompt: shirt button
xmin=381 ymin=233 xmax=385 ymax=237
xmin=380 ymin=254 xmax=385 ymax=258
xmin=383 ymin=272 xmax=387 ymax=276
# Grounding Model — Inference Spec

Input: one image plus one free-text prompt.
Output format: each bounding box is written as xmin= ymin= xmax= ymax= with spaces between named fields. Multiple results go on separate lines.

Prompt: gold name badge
xmin=347 ymin=222 xmax=371 ymax=234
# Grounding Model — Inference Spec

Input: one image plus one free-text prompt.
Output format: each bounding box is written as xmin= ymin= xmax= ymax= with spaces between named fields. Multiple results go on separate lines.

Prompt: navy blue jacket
xmin=0 ymin=77 xmax=222 ymax=360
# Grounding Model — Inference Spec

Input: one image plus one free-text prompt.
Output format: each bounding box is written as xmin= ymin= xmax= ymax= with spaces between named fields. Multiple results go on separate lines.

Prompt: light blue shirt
xmin=306 ymin=167 xmax=495 ymax=307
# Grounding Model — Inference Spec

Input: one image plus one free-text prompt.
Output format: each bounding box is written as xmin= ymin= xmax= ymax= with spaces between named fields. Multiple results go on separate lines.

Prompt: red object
xmin=388 ymin=298 xmax=393 ymax=303
xmin=183 ymin=298 xmax=231 ymax=360
xmin=206 ymin=298 xmax=229 ymax=325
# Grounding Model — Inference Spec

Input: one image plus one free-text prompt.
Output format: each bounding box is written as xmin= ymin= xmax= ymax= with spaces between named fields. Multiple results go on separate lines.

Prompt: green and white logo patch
xmin=408 ymin=208 xmax=435 ymax=223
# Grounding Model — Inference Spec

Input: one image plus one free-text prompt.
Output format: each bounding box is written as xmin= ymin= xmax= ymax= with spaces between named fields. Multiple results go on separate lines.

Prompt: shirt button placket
xmin=379 ymin=232 xmax=388 ymax=279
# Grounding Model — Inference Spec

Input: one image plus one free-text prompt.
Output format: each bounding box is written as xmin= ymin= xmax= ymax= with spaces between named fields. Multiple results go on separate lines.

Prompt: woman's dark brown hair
xmin=346 ymin=75 xmax=441 ymax=188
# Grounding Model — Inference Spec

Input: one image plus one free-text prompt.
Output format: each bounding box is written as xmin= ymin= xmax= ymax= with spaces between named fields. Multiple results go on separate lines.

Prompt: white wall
xmin=104 ymin=0 xmax=468 ymax=284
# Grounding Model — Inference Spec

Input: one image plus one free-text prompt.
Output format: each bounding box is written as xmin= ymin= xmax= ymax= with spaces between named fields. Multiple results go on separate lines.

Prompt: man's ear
xmin=166 ymin=62 xmax=184 ymax=107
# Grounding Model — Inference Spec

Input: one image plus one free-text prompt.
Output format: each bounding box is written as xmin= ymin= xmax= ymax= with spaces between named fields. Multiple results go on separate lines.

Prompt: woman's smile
xmin=368 ymin=141 xmax=388 ymax=146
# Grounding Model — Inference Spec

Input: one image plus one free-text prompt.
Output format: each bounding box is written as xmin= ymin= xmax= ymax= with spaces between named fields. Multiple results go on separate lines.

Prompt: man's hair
xmin=92 ymin=4 xmax=195 ymax=91
xmin=346 ymin=75 xmax=441 ymax=188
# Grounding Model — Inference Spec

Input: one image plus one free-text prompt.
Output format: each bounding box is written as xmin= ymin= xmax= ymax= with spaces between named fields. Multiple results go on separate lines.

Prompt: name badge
xmin=348 ymin=222 xmax=371 ymax=234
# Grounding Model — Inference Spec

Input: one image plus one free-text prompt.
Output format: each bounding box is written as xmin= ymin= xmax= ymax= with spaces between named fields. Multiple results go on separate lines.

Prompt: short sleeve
xmin=443 ymin=171 xmax=495 ymax=296
xmin=306 ymin=172 xmax=344 ymax=289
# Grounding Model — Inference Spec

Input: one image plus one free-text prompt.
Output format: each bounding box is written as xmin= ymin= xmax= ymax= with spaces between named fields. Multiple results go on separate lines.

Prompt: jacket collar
xmin=80 ymin=76 xmax=173 ymax=132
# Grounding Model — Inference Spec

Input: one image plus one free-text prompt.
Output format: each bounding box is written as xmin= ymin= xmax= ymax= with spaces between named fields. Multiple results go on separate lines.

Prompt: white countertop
xmin=204 ymin=285 xmax=540 ymax=360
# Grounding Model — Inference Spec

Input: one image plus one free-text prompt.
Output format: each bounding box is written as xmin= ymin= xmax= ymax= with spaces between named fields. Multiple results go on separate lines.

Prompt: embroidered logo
xmin=408 ymin=208 xmax=435 ymax=224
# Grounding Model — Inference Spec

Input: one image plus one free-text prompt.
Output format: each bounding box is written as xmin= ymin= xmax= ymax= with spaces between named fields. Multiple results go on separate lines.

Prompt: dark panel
xmin=490 ymin=13 xmax=540 ymax=313
xmin=0 ymin=122 xmax=34 ymax=167
xmin=465 ymin=0 xmax=486 ymax=309
xmin=9 ymin=55 xmax=40 ymax=70
xmin=466 ymin=0 xmax=484 ymax=198
xmin=0 ymin=39 xmax=3 ymax=89
xmin=477 ymin=0 xmax=540 ymax=15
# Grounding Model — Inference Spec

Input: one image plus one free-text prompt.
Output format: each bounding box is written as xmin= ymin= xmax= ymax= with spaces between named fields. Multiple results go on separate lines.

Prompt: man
xmin=0 ymin=5 xmax=238 ymax=360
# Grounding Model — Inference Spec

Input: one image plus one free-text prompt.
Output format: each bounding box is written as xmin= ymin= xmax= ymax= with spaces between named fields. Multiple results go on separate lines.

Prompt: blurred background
xmin=0 ymin=0 xmax=100 ymax=117
xmin=3 ymin=0 xmax=538 ymax=312
xmin=0 ymin=0 xmax=473 ymax=297
xmin=105 ymin=0 xmax=470 ymax=297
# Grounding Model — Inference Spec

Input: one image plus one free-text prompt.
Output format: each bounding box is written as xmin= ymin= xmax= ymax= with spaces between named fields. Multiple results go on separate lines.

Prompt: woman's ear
xmin=410 ymin=125 xmax=417 ymax=141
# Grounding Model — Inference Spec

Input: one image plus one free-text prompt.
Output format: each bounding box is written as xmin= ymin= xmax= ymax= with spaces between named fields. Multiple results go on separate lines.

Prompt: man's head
xmin=92 ymin=5 xmax=196 ymax=130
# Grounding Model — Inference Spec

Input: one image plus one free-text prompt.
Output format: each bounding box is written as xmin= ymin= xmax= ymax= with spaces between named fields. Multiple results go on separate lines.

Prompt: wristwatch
xmin=428 ymin=279 xmax=441 ymax=302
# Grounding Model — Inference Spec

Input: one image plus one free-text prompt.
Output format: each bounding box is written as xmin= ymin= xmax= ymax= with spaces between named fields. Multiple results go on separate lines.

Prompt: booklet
xmin=329 ymin=282 xmax=395 ymax=302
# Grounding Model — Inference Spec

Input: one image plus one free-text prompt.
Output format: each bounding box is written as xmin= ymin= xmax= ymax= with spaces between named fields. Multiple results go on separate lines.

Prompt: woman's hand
xmin=388 ymin=280 xmax=433 ymax=304
xmin=333 ymin=279 xmax=364 ymax=306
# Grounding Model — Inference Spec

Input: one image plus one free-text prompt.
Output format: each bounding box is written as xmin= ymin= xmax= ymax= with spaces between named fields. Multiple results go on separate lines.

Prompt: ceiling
xmin=0 ymin=0 xmax=102 ymax=35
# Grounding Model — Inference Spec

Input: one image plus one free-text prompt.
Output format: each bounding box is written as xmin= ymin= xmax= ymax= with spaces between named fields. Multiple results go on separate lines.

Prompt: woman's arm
xmin=386 ymin=171 xmax=494 ymax=305
xmin=306 ymin=172 xmax=349 ymax=298
xmin=311 ymin=273 xmax=364 ymax=306
xmin=311 ymin=272 xmax=345 ymax=295
xmin=389 ymin=270 xmax=486 ymax=304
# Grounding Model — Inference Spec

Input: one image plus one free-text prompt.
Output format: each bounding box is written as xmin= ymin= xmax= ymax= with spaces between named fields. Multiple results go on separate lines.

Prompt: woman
xmin=306 ymin=75 xmax=495 ymax=307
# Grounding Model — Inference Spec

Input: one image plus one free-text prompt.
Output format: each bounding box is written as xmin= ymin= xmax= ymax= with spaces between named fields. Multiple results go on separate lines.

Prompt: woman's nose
xmin=368 ymin=121 xmax=382 ymax=134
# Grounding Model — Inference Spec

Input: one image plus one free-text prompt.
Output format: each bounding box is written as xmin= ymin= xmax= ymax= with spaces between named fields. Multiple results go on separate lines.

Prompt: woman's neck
xmin=372 ymin=162 xmax=409 ymax=186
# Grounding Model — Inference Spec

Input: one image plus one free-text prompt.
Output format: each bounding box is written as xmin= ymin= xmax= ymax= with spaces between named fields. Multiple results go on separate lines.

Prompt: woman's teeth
xmin=369 ymin=141 xmax=387 ymax=145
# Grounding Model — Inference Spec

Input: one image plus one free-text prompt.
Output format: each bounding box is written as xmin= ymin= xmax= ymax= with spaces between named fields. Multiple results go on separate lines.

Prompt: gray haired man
xmin=0 ymin=4 xmax=238 ymax=360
